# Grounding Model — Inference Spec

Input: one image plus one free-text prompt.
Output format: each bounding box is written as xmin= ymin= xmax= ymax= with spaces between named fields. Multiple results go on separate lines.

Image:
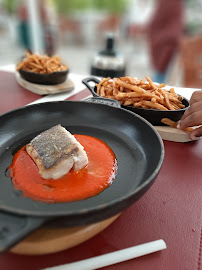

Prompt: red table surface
xmin=0 ymin=71 xmax=42 ymax=114
xmin=0 ymin=73 xmax=202 ymax=270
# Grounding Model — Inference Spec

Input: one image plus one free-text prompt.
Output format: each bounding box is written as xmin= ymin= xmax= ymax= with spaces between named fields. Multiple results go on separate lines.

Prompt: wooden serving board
xmin=15 ymin=72 xmax=74 ymax=95
xmin=155 ymin=126 xmax=193 ymax=142
xmin=10 ymin=214 xmax=120 ymax=255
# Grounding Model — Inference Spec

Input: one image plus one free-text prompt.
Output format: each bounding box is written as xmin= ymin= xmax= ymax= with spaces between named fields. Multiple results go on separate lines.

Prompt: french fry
xmin=115 ymin=80 xmax=145 ymax=93
xmin=95 ymin=76 xmax=185 ymax=111
xmin=161 ymin=118 xmax=194 ymax=132
xmin=161 ymin=118 xmax=177 ymax=128
xmin=124 ymin=99 xmax=134 ymax=106
xmin=100 ymin=86 xmax=105 ymax=97
xmin=145 ymin=76 xmax=157 ymax=89
xmin=158 ymin=83 xmax=166 ymax=88
xmin=16 ymin=52 xmax=68 ymax=74
xmin=159 ymin=89 xmax=173 ymax=110
xmin=135 ymin=100 xmax=168 ymax=110
xmin=184 ymin=127 xmax=194 ymax=132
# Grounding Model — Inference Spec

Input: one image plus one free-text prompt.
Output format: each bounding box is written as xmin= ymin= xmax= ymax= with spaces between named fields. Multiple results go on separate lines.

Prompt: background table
xmin=0 ymin=69 xmax=202 ymax=270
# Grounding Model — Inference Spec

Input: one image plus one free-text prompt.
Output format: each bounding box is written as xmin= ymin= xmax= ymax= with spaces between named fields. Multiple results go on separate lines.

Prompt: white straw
xmin=42 ymin=239 xmax=166 ymax=270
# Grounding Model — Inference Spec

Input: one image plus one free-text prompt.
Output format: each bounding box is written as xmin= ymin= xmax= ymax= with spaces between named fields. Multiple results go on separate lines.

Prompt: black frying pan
xmin=18 ymin=69 xmax=69 ymax=85
xmin=0 ymin=98 xmax=164 ymax=252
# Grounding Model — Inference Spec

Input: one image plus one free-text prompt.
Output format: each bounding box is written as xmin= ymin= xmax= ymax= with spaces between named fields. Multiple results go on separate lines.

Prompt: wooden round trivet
xmin=15 ymin=72 xmax=74 ymax=95
xmin=154 ymin=126 xmax=192 ymax=142
xmin=10 ymin=214 xmax=120 ymax=255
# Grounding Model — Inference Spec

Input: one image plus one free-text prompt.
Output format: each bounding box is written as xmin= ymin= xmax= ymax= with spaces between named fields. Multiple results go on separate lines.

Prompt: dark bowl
xmin=18 ymin=69 xmax=69 ymax=85
xmin=82 ymin=77 xmax=190 ymax=126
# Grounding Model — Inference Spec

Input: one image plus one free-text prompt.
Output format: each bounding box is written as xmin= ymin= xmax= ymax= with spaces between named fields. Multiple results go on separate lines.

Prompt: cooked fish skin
xmin=26 ymin=125 xmax=88 ymax=179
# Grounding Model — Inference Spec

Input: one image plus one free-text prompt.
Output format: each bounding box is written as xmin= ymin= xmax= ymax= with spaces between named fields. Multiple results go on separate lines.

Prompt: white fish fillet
xmin=26 ymin=125 xmax=88 ymax=179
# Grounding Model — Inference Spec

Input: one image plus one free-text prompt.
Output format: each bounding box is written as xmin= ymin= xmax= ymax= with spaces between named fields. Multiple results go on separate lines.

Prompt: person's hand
xmin=178 ymin=90 xmax=202 ymax=140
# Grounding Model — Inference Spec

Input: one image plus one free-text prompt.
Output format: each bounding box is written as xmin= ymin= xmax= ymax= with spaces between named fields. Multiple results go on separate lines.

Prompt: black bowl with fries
xmin=82 ymin=76 xmax=189 ymax=126
xmin=17 ymin=52 xmax=69 ymax=85
xmin=19 ymin=69 xmax=69 ymax=85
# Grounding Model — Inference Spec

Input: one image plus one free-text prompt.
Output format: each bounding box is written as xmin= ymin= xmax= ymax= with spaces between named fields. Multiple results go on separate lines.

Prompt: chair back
xmin=180 ymin=36 xmax=202 ymax=88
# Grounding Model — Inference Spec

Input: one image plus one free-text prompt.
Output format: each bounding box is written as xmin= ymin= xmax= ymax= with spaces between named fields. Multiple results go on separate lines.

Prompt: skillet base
xmin=10 ymin=214 xmax=120 ymax=255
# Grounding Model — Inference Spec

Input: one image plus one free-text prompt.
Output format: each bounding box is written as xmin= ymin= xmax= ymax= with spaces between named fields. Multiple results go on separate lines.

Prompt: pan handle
xmin=85 ymin=97 xmax=121 ymax=108
xmin=0 ymin=211 xmax=47 ymax=252
xmin=82 ymin=77 xmax=100 ymax=97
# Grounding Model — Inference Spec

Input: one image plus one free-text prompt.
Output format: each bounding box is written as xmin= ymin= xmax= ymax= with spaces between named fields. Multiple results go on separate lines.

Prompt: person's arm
xmin=178 ymin=91 xmax=202 ymax=140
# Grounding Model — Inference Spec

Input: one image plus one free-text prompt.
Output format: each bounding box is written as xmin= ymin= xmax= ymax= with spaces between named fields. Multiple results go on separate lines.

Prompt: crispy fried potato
xmin=161 ymin=118 xmax=178 ymax=128
xmin=95 ymin=76 xmax=185 ymax=111
xmin=161 ymin=118 xmax=194 ymax=132
xmin=16 ymin=52 xmax=68 ymax=74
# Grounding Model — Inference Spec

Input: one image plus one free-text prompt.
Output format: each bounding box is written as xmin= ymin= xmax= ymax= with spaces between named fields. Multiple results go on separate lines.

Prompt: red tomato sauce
xmin=9 ymin=135 xmax=117 ymax=203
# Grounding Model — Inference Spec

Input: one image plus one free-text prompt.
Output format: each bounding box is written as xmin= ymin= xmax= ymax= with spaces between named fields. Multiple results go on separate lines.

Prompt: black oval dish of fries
xmin=19 ymin=69 xmax=69 ymax=85
xmin=82 ymin=76 xmax=190 ymax=126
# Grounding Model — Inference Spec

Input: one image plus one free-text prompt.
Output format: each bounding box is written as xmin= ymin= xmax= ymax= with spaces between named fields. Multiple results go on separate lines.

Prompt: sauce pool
xmin=9 ymin=135 xmax=117 ymax=203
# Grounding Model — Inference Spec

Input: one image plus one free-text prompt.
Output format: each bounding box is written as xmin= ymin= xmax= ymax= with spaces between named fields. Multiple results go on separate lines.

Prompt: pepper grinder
xmin=91 ymin=33 xmax=126 ymax=78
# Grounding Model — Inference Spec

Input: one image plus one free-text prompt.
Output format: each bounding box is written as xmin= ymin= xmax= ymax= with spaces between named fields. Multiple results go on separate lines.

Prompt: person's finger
xmin=180 ymin=107 xmax=190 ymax=122
xmin=189 ymin=126 xmax=202 ymax=140
xmin=179 ymin=101 xmax=202 ymax=123
xmin=189 ymin=91 xmax=202 ymax=106
xmin=179 ymin=110 xmax=202 ymax=130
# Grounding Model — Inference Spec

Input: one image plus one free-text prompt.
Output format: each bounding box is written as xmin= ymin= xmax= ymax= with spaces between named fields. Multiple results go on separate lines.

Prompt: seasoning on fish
xmin=26 ymin=125 xmax=88 ymax=179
